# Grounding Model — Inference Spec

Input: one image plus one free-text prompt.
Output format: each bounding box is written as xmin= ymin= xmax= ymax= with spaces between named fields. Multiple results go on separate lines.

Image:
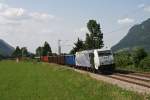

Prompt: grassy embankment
xmin=0 ymin=60 xmax=149 ymax=100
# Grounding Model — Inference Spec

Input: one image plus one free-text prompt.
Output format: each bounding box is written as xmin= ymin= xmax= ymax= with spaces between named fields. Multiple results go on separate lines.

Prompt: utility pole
xmin=58 ymin=40 xmax=61 ymax=55
xmin=58 ymin=39 xmax=71 ymax=55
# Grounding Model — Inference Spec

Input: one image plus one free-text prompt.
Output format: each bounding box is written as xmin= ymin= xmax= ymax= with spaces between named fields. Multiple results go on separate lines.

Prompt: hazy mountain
xmin=0 ymin=39 xmax=14 ymax=56
xmin=112 ymin=18 xmax=150 ymax=52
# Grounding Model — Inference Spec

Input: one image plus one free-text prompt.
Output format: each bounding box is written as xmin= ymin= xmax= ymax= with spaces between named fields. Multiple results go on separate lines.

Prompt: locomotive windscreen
xmin=98 ymin=50 xmax=112 ymax=56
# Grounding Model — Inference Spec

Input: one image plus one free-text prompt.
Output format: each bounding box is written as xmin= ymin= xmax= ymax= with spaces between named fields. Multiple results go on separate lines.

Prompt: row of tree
xmin=36 ymin=41 xmax=52 ymax=57
xmin=114 ymin=47 xmax=150 ymax=71
xmin=12 ymin=41 xmax=52 ymax=58
xmin=12 ymin=46 xmax=29 ymax=57
xmin=70 ymin=20 xmax=104 ymax=54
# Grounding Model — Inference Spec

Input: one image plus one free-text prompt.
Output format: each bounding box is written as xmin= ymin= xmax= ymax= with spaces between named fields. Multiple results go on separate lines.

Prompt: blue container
xmin=64 ymin=55 xmax=75 ymax=65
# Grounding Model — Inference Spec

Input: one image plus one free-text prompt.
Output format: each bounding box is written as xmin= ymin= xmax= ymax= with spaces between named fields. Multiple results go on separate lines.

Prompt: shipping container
xmin=48 ymin=56 xmax=53 ymax=63
xmin=48 ymin=56 xmax=65 ymax=65
xmin=64 ymin=55 xmax=75 ymax=66
xmin=53 ymin=56 xmax=58 ymax=63
xmin=57 ymin=56 xmax=65 ymax=65
xmin=41 ymin=56 xmax=49 ymax=62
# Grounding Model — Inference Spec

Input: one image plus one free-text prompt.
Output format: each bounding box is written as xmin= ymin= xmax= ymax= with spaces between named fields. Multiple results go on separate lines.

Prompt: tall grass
xmin=0 ymin=60 xmax=149 ymax=100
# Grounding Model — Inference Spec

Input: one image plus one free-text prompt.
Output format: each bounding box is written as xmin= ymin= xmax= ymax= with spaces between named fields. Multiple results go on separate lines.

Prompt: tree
xmin=85 ymin=33 xmax=93 ymax=49
xmin=70 ymin=19 xmax=104 ymax=53
xmin=43 ymin=41 xmax=52 ymax=56
xmin=139 ymin=56 xmax=150 ymax=71
xmin=70 ymin=38 xmax=85 ymax=54
xmin=12 ymin=46 xmax=22 ymax=57
xmin=36 ymin=46 xmax=43 ymax=57
xmin=36 ymin=42 xmax=52 ymax=56
xmin=86 ymin=20 xmax=103 ymax=49
xmin=21 ymin=47 xmax=28 ymax=57
xmin=132 ymin=47 xmax=147 ymax=67
xmin=70 ymin=47 xmax=76 ymax=54
xmin=0 ymin=54 xmax=3 ymax=60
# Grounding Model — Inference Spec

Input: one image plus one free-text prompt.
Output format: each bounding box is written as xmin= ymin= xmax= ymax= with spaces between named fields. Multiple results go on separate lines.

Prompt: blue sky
xmin=0 ymin=0 xmax=150 ymax=53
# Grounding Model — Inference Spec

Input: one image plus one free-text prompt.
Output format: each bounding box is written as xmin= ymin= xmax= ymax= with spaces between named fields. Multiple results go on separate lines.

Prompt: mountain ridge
xmin=0 ymin=39 xmax=14 ymax=56
xmin=112 ymin=18 xmax=150 ymax=52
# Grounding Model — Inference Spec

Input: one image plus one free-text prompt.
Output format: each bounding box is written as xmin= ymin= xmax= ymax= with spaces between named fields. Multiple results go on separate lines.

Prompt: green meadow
xmin=0 ymin=60 xmax=149 ymax=100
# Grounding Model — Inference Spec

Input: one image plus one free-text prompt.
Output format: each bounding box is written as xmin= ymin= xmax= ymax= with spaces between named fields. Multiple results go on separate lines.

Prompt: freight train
xmin=40 ymin=48 xmax=115 ymax=72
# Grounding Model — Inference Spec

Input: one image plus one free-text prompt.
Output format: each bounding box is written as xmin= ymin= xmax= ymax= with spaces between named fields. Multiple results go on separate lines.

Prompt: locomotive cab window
xmin=98 ymin=50 xmax=112 ymax=56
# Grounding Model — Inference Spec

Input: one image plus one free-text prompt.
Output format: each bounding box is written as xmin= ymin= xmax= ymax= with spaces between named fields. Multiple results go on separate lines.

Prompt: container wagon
xmin=64 ymin=55 xmax=75 ymax=66
xmin=48 ymin=56 xmax=65 ymax=65
xmin=39 ymin=48 xmax=115 ymax=72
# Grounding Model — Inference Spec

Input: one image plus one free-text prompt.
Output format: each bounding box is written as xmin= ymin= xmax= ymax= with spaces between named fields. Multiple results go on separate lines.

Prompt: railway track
xmin=98 ymin=70 xmax=150 ymax=89
xmin=113 ymin=73 xmax=150 ymax=82
xmin=75 ymin=67 xmax=150 ymax=89
xmin=130 ymin=73 xmax=150 ymax=78
xmin=114 ymin=69 xmax=150 ymax=78
xmin=73 ymin=68 xmax=150 ymax=94
xmin=107 ymin=74 xmax=150 ymax=88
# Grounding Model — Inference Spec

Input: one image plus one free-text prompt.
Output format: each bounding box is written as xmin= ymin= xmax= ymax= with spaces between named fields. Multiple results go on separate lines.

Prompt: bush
xmin=114 ymin=51 xmax=132 ymax=67
xmin=131 ymin=47 xmax=147 ymax=67
xmin=0 ymin=55 xmax=4 ymax=61
xmin=139 ymin=56 xmax=150 ymax=71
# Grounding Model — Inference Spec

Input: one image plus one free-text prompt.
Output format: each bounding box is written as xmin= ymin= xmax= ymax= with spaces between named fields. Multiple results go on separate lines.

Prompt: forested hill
xmin=0 ymin=39 xmax=14 ymax=56
xmin=112 ymin=18 xmax=150 ymax=52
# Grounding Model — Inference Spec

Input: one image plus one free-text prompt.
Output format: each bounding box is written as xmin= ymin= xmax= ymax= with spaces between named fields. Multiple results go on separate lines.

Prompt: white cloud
xmin=0 ymin=3 xmax=26 ymax=19
xmin=1 ymin=8 xmax=26 ymax=18
xmin=0 ymin=32 xmax=9 ymax=36
xmin=72 ymin=27 xmax=88 ymax=41
xmin=138 ymin=4 xmax=145 ymax=8
xmin=0 ymin=3 xmax=55 ymax=21
xmin=0 ymin=3 xmax=8 ymax=10
xmin=80 ymin=27 xmax=88 ymax=33
xmin=29 ymin=12 xmax=55 ymax=20
xmin=117 ymin=18 xmax=134 ymax=24
xmin=0 ymin=3 xmax=63 ymax=53
xmin=144 ymin=6 xmax=150 ymax=12
xmin=74 ymin=27 xmax=88 ymax=34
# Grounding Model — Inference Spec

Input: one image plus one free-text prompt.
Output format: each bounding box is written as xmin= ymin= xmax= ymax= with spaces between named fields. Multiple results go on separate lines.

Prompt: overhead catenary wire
xmin=61 ymin=5 xmax=147 ymax=53
xmin=105 ymin=25 xmax=133 ymax=35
